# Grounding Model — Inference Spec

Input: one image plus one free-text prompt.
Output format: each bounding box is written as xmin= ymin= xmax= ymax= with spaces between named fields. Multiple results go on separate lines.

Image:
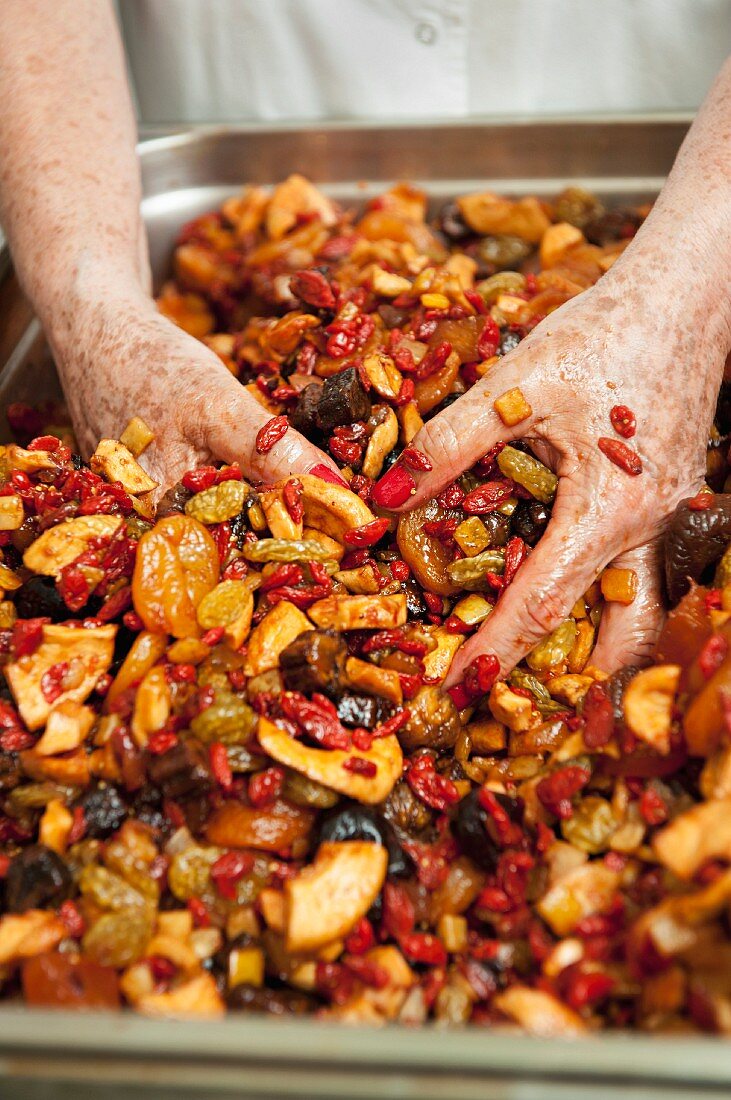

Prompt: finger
xmin=202 ymin=380 xmax=341 ymax=485
xmin=372 ymin=359 xmax=544 ymax=510
xmin=443 ymin=483 xmax=621 ymax=687
xmin=590 ymin=541 xmax=665 ymax=672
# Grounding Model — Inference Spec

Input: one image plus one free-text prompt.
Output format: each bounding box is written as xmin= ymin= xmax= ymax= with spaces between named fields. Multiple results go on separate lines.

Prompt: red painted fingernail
xmin=371 ymin=464 xmax=417 ymax=509
xmin=309 ymin=463 xmax=349 ymax=488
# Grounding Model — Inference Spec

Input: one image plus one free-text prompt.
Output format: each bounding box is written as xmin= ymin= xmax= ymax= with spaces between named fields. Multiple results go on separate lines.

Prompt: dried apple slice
xmin=23 ymin=515 xmax=123 ymax=577
xmin=308 ymin=594 xmax=407 ymax=631
xmin=243 ymin=602 xmax=312 ymax=677
xmin=6 ymin=623 xmax=116 ymax=731
xmin=284 ymin=841 xmax=388 ymax=953
xmin=494 ymin=986 xmax=586 ymax=1036
xmin=205 ymin=798 xmax=315 ymax=851
xmin=90 ymin=439 xmax=158 ymax=494
xmin=296 ymin=474 xmax=375 ymax=541
xmin=257 ymin=716 xmax=402 ymax=804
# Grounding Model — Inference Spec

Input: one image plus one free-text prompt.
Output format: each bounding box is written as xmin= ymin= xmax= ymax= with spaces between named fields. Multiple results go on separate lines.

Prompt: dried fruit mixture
xmin=2 ymin=175 xmax=731 ymax=1034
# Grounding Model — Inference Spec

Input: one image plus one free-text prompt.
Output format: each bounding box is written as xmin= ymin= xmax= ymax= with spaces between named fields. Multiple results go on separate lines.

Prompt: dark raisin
xmin=71 ymin=454 xmax=84 ymax=471
xmin=15 ymin=576 xmax=69 ymax=622
xmin=380 ymin=446 xmax=403 ymax=474
xmin=498 ymin=329 xmax=522 ymax=356
xmin=584 ymin=208 xmax=642 ymax=247
xmin=405 ymin=582 xmax=429 ymax=621
xmin=482 ymin=511 xmax=511 ymax=548
xmin=290 ymin=383 xmax=323 ymax=437
xmin=454 ymin=789 xmax=523 ymax=873
xmin=511 ymin=500 xmax=550 ymax=546
xmin=78 ymin=784 xmax=127 ymax=838
xmin=227 ymin=983 xmax=317 ymax=1014
xmin=383 ymin=780 xmax=433 ymax=838
xmin=336 ymin=692 xmax=393 ymax=730
xmin=280 ymin=629 xmax=348 ymax=698
xmin=156 ymin=482 xmax=192 ymax=519
xmin=317 ymin=802 xmax=412 ymax=877
xmin=145 ymin=738 xmax=211 ymax=802
xmin=315 ymin=368 xmax=371 ymax=433
xmin=437 ymin=201 xmax=472 ymax=242
xmin=5 ymin=844 xmax=73 ymax=913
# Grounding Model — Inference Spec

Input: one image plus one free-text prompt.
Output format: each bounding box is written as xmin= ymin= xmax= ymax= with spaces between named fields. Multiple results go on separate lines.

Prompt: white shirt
xmin=118 ymin=0 xmax=731 ymax=125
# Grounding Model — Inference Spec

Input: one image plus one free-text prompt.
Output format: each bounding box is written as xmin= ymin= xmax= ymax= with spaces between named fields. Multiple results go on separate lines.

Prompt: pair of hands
xmin=58 ymin=259 xmax=722 ymax=688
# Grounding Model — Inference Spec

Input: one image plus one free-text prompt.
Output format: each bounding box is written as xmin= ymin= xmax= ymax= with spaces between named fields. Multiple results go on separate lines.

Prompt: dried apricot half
xmin=132 ymin=514 xmax=218 ymax=638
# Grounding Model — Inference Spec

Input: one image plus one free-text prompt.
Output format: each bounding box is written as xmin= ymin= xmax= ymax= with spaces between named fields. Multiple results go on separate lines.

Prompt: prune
xmin=336 ymin=692 xmax=393 ymax=729
xmin=315 ymin=367 xmax=371 ymax=433
xmin=78 ymin=784 xmax=127 ymax=838
xmin=5 ymin=844 xmax=73 ymax=912
xmin=399 ymin=686 xmax=461 ymax=752
xmin=280 ymin=629 xmax=348 ymax=698
xmin=156 ymin=481 xmax=192 ymax=518
xmin=584 ymin=208 xmax=642 ymax=246
xmin=664 ymin=494 xmax=731 ymax=604
xmin=512 ymin=500 xmax=549 ymax=546
xmin=15 ymin=576 xmax=69 ymax=622
xmin=454 ymin=789 xmax=523 ymax=873
xmin=498 ymin=329 xmax=522 ymax=356
xmin=145 ymin=738 xmax=211 ymax=801
xmin=437 ymin=201 xmax=471 ymax=242
xmin=290 ymin=383 xmax=323 ymax=437
xmin=317 ymin=802 xmax=412 ymax=877
xmin=227 ymin=983 xmax=317 ymax=1014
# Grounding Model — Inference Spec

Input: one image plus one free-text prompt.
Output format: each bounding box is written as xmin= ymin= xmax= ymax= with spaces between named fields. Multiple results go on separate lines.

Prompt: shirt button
xmin=415 ymin=21 xmax=438 ymax=45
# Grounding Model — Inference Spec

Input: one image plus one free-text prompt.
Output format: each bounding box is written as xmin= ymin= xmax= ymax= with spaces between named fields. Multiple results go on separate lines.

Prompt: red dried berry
xmin=414 ymin=341 xmax=452 ymax=381
xmin=343 ymin=517 xmax=390 ymax=548
xmin=290 ymin=270 xmax=336 ymax=310
xmin=400 ymin=447 xmax=433 ymax=472
xmin=597 ymin=437 xmax=642 ymax=476
xmin=699 ymin=634 xmax=727 ymax=680
xmin=282 ymin=478 xmax=304 ymax=525
xmin=462 ymin=480 xmax=514 ymax=514
xmin=147 ymin=730 xmax=179 ymax=756
xmin=209 ymin=742 xmax=233 ymax=791
xmin=406 ymin=754 xmax=460 ymax=811
xmin=400 ymin=932 xmax=448 ymax=967
xmin=609 ymin=404 xmax=636 ymax=438
xmin=342 ymin=756 xmax=377 ymax=777
xmin=688 ymin=492 xmax=715 ymax=511
xmin=536 ymin=764 xmax=590 ymax=819
xmin=211 ymin=850 xmax=256 ymax=900
xmin=248 ymin=766 xmax=285 ymax=808
xmin=582 ymin=681 xmax=615 ymax=748
xmin=255 ymin=415 xmax=289 ymax=455
xmin=477 ymin=316 xmax=500 ymax=360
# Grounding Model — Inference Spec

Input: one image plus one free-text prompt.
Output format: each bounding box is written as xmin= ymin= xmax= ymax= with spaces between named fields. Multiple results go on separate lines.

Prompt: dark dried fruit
xmin=438 ymin=201 xmax=471 ymax=242
xmin=290 ymin=383 xmax=323 ymax=437
xmin=512 ymin=500 xmax=550 ymax=546
xmin=604 ymin=665 xmax=641 ymax=727
xmin=665 ymin=494 xmax=731 ymax=604
xmin=15 ymin=576 xmax=69 ymax=622
xmin=5 ymin=844 xmax=73 ymax=913
xmin=280 ymin=629 xmax=348 ymax=698
xmin=336 ymin=692 xmax=393 ymax=730
xmin=227 ymin=983 xmax=317 ymax=1014
xmin=156 ymin=482 xmax=193 ymax=518
xmin=317 ymin=802 xmax=412 ymax=877
xmin=78 ymin=784 xmax=127 ymax=838
xmin=383 ymin=780 xmax=433 ymax=837
xmin=399 ymin=686 xmax=461 ymax=752
xmin=454 ymin=790 xmax=522 ymax=873
xmin=315 ymin=368 xmax=371 ymax=433
xmin=146 ymin=738 xmax=212 ymax=801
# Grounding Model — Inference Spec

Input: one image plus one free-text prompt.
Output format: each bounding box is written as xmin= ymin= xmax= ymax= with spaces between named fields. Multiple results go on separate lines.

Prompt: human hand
xmin=373 ymin=265 xmax=731 ymax=686
xmin=47 ymin=282 xmax=339 ymax=497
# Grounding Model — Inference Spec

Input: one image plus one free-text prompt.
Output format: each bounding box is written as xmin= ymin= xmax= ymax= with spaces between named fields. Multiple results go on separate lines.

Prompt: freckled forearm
xmin=0 ymin=0 xmax=146 ymax=334
xmin=606 ymin=56 xmax=731 ymax=357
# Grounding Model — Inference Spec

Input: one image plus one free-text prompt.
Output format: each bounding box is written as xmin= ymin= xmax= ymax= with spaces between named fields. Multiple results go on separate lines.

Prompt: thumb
xmin=372 ymin=361 xmax=542 ymax=510
xmin=200 ymin=376 xmax=342 ymax=485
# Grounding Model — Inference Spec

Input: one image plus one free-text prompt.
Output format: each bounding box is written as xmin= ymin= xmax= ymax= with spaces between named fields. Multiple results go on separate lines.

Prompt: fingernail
xmin=371 ymin=464 xmax=417 ymax=509
xmin=309 ymin=462 xmax=349 ymax=489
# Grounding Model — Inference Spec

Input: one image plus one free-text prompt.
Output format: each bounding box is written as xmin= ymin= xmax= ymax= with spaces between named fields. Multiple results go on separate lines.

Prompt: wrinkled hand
xmin=378 ymin=269 xmax=729 ymax=686
xmin=49 ymin=286 xmax=338 ymax=497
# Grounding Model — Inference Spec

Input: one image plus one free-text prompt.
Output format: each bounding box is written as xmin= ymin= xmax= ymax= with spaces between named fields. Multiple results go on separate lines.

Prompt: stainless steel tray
xmin=4 ymin=117 xmax=728 ymax=1099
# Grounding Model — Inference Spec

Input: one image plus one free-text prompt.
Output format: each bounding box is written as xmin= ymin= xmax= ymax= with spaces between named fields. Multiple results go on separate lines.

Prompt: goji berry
xmin=248 ymin=766 xmax=285 ymax=807
xmin=437 ymin=482 xmax=465 ymax=508
xmin=290 ymin=270 xmax=336 ymax=310
xmin=209 ymin=742 xmax=233 ymax=791
xmin=400 ymin=447 xmax=433 ymax=472
xmin=260 ymin=564 xmax=303 ymax=591
xmin=406 ymin=754 xmax=460 ymax=811
xmin=315 ymin=961 xmax=356 ymax=1004
xmin=597 ymin=437 xmax=642 ymax=476
xmin=329 ymin=435 xmax=362 ymax=465
xmin=282 ymin=478 xmax=304 ymax=525
xmin=699 ymin=633 xmax=727 ymax=679
xmin=371 ymin=709 xmax=411 ymax=739
xmin=11 ymin=617 xmax=49 ymax=659
xmin=564 ymin=970 xmax=615 ymax=1011
xmin=502 ymin=536 xmax=527 ymax=587
xmin=464 ymin=653 xmax=500 ymax=696
xmin=188 ymin=897 xmax=211 ymax=927
xmin=343 ymin=955 xmax=389 ymax=989
xmin=400 ymin=932 xmax=448 ymax=967
xmin=147 ymin=730 xmax=179 ymax=755
xmin=58 ymin=900 xmax=85 ymax=939
xmin=389 ymin=559 xmax=410 ymax=582
xmin=343 ymin=517 xmax=390 ymax=548
xmin=609 ymin=404 xmax=636 ymax=438
xmin=536 ymin=764 xmax=590 ymax=819
xmin=477 ymin=317 xmax=500 ymax=360
xmin=345 ymin=916 xmax=376 ymax=955
xmin=382 ymin=882 xmax=415 ymax=940
xmin=40 ymin=661 xmax=68 ymax=704
xmin=582 ymin=681 xmax=615 ymax=748
xmin=281 ymin=691 xmax=351 ymax=750
xmin=688 ymin=491 xmax=714 ymax=511
xmin=462 ymin=479 xmax=514 ymax=514
xmin=182 ymin=466 xmax=217 ymax=493
xmin=211 ymin=850 xmax=255 ymax=900
xmin=255 ymin=415 xmax=289 ymax=454
xmin=414 ymin=341 xmax=452 ymax=381
xmin=639 ymin=785 xmax=668 ymax=826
